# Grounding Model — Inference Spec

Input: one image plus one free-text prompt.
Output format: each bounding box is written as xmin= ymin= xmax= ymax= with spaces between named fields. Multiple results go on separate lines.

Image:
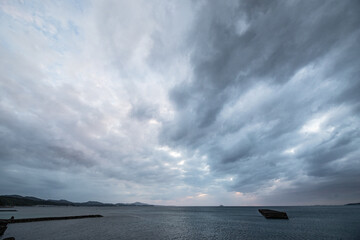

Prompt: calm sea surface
xmin=1 ymin=206 xmax=360 ymax=239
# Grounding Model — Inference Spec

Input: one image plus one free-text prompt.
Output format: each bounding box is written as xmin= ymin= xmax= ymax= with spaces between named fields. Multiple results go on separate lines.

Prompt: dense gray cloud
xmin=0 ymin=0 xmax=359 ymax=205
xmin=163 ymin=0 xmax=360 ymax=204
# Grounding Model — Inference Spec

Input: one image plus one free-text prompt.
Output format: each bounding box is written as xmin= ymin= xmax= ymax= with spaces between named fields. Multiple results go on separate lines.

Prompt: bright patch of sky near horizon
xmin=0 ymin=0 xmax=360 ymax=206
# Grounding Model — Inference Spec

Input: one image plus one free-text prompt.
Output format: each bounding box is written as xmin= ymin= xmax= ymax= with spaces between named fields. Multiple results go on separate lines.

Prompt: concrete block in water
xmin=258 ymin=209 xmax=289 ymax=219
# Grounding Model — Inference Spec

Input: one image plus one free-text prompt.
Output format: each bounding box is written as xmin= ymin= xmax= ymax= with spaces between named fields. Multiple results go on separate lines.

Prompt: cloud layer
xmin=0 ymin=0 xmax=359 ymax=205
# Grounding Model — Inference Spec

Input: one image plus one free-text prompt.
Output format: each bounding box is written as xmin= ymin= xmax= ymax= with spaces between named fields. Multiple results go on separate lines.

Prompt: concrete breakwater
xmin=1 ymin=215 xmax=103 ymax=237
xmin=6 ymin=215 xmax=103 ymax=224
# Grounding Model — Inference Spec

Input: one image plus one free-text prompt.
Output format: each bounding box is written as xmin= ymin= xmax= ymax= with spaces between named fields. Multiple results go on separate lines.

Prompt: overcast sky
xmin=0 ymin=0 xmax=359 ymax=206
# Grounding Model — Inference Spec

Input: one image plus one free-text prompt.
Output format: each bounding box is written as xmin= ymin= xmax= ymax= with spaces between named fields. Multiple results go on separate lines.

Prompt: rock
xmin=258 ymin=209 xmax=289 ymax=219
xmin=0 ymin=225 xmax=8 ymax=236
xmin=0 ymin=219 xmax=9 ymax=236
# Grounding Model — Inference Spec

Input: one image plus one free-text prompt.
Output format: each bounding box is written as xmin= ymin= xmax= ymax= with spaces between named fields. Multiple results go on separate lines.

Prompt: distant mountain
xmin=0 ymin=195 xmax=70 ymax=206
xmin=0 ymin=195 xmax=153 ymax=207
xmin=47 ymin=199 xmax=74 ymax=205
xmin=80 ymin=201 xmax=114 ymax=207
xmin=345 ymin=202 xmax=360 ymax=206
xmin=115 ymin=202 xmax=152 ymax=206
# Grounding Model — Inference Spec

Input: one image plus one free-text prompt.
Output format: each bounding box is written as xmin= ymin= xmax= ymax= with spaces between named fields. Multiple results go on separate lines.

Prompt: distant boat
xmin=258 ymin=209 xmax=289 ymax=219
xmin=219 ymin=205 xmax=224 ymax=207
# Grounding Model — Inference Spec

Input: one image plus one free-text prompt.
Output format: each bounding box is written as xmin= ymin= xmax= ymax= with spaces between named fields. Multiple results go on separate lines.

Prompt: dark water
xmin=1 ymin=206 xmax=360 ymax=239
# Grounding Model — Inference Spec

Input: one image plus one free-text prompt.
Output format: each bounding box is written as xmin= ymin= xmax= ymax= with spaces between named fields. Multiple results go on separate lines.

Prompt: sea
xmin=1 ymin=205 xmax=360 ymax=240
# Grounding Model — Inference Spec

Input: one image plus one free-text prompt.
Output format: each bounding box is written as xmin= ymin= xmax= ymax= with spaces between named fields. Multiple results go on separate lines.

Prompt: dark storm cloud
xmin=263 ymin=155 xmax=360 ymax=205
xmin=167 ymin=0 xmax=360 ymax=140
xmin=162 ymin=0 xmax=360 ymax=203
xmin=1 ymin=0 xmax=359 ymax=205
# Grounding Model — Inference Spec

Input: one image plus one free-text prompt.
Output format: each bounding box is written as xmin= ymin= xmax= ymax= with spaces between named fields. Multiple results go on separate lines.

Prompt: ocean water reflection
xmin=1 ymin=206 xmax=359 ymax=239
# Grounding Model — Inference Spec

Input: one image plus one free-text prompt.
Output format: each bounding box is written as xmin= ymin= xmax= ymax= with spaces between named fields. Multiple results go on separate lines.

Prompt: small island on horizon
xmin=0 ymin=195 xmax=153 ymax=207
